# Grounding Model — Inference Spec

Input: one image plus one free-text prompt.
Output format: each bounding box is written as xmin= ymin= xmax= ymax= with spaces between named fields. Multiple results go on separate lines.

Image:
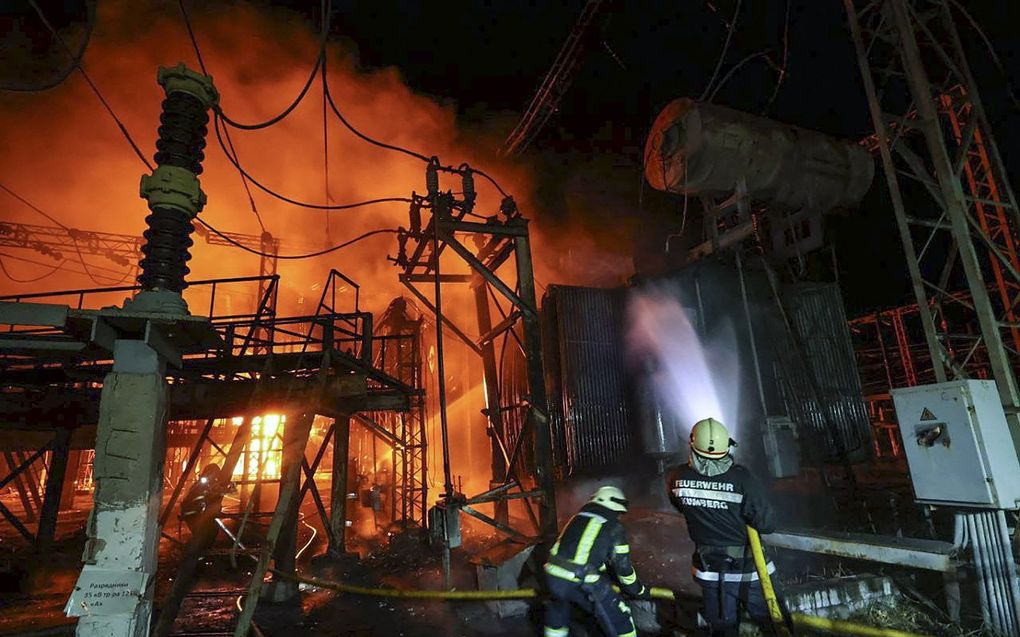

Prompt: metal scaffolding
xmin=844 ymin=0 xmax=1020 ymax=452
xmin=393 ymin=160 xmax=556 ymax=547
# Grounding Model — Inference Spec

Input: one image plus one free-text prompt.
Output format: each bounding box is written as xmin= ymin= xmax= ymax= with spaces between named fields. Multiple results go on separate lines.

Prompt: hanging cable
xmin=177 ymin=0 xmax=266 ymax=232
xmin=1 ymin=0 xmax=96 ymax=92
xmin=321 ymin=38 xmax=333 ymax=242
xmin=185 ymin=0 xmax=513 ymax=210
xmin=70 ymin=238 xmax=133 ymax=286
xmin=0 ymin=181 xmax=69 ymax=229
xmin=699 ymin=0 xmax=743 ymax=102
xmin=706 ymin=49 xmax=773 ymax=103
xmin=178 ymin=0 xmax=331 ymax=131
xmin=0 ymin=251 xmax=129 ymax=282
xmin=321 ymin=65 xmax=430 ymax=162
xmin=195 ymin=217 xmax=397 ymax=259
xmin=948 ymin=0 xmax=1020 ymax=113
xmin=0 ymin=254 xmax=67 ymax=283
xmin=28 ymin=0 xmax=153 ymax=171
xmin=220 ymin=122 xmax=266 ymax=231
xmin=762 ymin=0 xmax=791 ymax=114
xmin=212 ymin=115 xmax=411 ymax=210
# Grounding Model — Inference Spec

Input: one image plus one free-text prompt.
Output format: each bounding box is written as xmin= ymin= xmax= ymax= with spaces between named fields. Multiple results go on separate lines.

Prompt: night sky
xmin=4 ymin=0 xmax=1020 ymax=315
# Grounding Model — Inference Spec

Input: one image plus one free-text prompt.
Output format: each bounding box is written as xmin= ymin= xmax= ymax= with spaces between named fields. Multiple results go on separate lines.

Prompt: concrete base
xmin=692 ymin=575 xmax=897 ymax=635
xmin=471 ymin=540 xmax=535 ymax=618
xmin=783 ymin=574 xmax=897 ymax=618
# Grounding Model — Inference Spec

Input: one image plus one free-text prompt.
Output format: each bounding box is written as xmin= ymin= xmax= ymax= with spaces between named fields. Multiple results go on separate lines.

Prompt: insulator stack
xmin=461 ymin=167 xmax=476 ymax=209
xmin=137 ymin=64 xmax=219 ymax=296
xmin=154 ymin=90 xmax=208 ymax=174
xmin=426 ymin=158 xmax=440 ymax=198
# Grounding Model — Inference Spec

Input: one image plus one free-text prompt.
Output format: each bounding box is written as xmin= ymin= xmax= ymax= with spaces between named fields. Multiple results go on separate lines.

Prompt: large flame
xmin=0 ymin=2 xmax=641 ymax=518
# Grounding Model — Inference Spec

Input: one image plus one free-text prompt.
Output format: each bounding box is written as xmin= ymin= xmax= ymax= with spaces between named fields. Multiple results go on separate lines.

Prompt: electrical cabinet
xmin=763 ymin=416 xmax=800 ymax=478
xmin=891 ymin=380 xmax=1020 ymax=508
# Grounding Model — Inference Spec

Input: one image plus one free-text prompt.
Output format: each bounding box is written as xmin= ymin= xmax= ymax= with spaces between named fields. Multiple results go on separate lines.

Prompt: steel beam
xmin=233 ymin=411 xmax=313 ymax=635
xmin=474 ymin=280 xmax=509 ymax=525
xmin=262 ymin=412 xmax=314 ymax=603
xmin=513 ymin=228 xmax=557 ymax=538
xmin=767 ymin=529 xmax=959 ymax=572
xmin=328 ymin=416 xmax=351 ymax=556
xmin=35 ymin=426 xmax=73 ymax=551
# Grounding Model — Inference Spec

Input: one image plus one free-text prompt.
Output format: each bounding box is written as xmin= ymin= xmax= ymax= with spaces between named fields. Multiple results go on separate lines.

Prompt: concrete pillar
xmin=71 ymin=340 xmax=167 ymax=637
xmin=261 ymin=413 xmax=312 ymax=603
xmin=36 ymin=426 xmax=73 ymax=552
xmin=328 ymin=416 xmax=351 ymax=557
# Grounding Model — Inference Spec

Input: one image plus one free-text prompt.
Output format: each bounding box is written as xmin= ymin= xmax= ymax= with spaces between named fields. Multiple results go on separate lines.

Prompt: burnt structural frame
xmin=394 ymin=162 xmax=557 ymax=544
xmin=844 ymin=0 xmax=1020 ymax=445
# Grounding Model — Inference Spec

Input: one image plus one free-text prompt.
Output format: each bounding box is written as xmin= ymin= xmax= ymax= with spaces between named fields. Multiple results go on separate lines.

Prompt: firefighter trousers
xmin=696 ymin=578 xmax=777 ymax=637
xmin=543 ymin=575 xmax=637 ymax=637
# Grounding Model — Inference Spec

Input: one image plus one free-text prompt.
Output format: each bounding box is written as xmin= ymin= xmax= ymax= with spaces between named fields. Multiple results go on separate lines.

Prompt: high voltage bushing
xmin=138 ymin=63 xmax=219 ymax=296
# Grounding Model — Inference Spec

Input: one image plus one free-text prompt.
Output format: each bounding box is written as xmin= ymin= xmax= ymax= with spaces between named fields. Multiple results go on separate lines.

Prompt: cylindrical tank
xmin=644 ymin=98 xmax=874 ymax=211
xmin=637 ymin=377 xmax=682 ymax=474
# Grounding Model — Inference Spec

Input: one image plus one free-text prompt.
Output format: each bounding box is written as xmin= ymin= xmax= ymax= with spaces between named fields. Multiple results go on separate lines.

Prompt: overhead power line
xmin=179 ymin=0 xmax=332 ymax=131
xmin=699 ymin=0 xmax=743 ymax=102
xmin=213 ymin=115 xmax=413 ymax=211
xmin=196 ymin=218 xmax=397 ymax=260
xmin=0 ymin=254 xmax=68 ymax=283
xmin=948 ymin=0 xmax=1020 ymax=113
xmin=321 ymin=66 xmax=430 ymax=163
xmin=763 ymin=0 xmax=791 ymax=114
xmin=0 ymin=181 xmax=69 ymax=229
xmin=0 ymin=0 xmax=96 ymax=92
xmin=181 ymin=0 xmax=511 ymax=210
xmin=28 ymin=0 xmax=153 ymax=172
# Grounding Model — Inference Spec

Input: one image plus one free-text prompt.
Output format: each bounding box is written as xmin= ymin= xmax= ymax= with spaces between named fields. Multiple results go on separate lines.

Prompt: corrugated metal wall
xmin=773 ymin=282 xmax=873 ymax=460
xmin=543 ymin=285 xmax=632 ymax=475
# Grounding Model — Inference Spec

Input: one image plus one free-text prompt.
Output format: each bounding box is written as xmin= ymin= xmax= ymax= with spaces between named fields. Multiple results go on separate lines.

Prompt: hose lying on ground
xmin=270 ymin=568 xmax=935 ymax=637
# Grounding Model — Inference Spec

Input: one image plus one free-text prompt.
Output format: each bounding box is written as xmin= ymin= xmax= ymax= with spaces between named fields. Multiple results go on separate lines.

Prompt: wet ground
xmin=1 ymin=461 xmax=929 ymax=636
xmin=0 ymin=507 xmax=700 ymax=637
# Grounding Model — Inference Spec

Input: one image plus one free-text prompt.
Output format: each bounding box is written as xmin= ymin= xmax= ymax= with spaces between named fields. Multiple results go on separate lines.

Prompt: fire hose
xmin=747 ymin=526 xmax=933 ymax=637
xmin=270 ymin=568 xmax=934 ymax=637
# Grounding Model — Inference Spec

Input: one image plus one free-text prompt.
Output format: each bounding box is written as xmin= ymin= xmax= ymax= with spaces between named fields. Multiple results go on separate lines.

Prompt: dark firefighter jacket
xmin=666 ymin=463 xmax=777 ymax=581
xmin=543 ymin=503 xmax=645 ymax=597
xmin=180 ymin=478 xmax=221 ymax=522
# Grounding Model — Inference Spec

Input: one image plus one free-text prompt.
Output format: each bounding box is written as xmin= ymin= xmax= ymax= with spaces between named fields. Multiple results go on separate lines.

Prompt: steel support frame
xmin=363 ymin=309 xmax=427 ymax=528
xmin=397 ymin=188 xmax=556 ymax=541
xmin=0 ymin=441 xmax=51 ymax=543
xmin=844 ymin=0 xmax=1020 ymax=451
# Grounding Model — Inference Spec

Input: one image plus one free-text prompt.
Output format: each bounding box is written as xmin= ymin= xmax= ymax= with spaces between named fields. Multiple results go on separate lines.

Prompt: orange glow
xmin=232 ymin=414 xmax=285 ymax=481
xmin=0 ymin=1 xmax=636 ymax=515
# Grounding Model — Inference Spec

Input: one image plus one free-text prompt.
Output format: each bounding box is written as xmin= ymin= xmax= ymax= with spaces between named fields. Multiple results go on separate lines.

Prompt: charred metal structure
xmin=0 ymin=64 xmax=422 ymax=637
xmin=392 ymin=158 xmax=556 ymax=561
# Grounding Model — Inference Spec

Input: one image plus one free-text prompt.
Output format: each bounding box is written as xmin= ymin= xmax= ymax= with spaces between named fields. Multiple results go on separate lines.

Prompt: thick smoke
xmin=0 ymin=2 xmax=643 ymax=518
xmin=624 ymin=283 xmax=741 ymax=444
xmin=0 ymin=1 xmax=536 ymax=316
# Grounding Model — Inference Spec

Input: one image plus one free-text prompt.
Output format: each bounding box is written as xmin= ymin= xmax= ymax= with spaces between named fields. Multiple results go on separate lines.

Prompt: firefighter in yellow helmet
xmin=542 ymin=485 xmax=647 ymax=637
xmin=666 ymin=418 xmax=780 ymax=637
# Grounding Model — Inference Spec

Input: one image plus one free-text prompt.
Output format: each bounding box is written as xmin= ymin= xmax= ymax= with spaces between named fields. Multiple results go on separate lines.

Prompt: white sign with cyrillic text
xmin=64 ymin=567 xmax=148 ymax=617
